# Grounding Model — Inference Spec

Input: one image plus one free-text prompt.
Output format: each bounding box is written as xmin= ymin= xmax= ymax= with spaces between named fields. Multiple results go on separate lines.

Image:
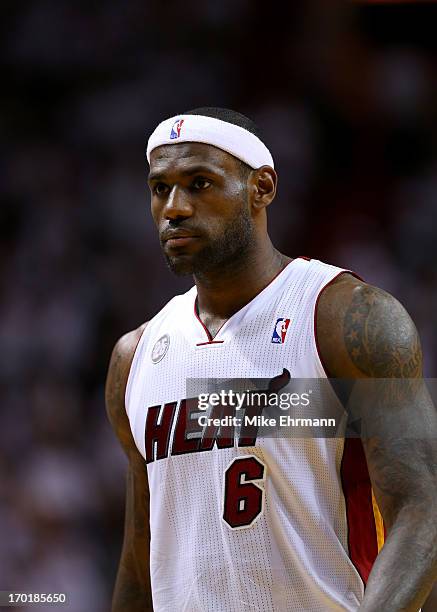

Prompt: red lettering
xmin=145 ymin=402 xmax=177 ymax=463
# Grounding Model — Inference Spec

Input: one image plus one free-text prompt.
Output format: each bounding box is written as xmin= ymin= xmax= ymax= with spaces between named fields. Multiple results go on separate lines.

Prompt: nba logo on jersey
xmin=271 ymin=318 xmax=291 ymax=344
xmin=170 ymin=119 xmax=184 ymax=139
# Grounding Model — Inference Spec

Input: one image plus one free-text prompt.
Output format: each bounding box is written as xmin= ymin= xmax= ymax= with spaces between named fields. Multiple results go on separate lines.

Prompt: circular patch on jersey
xmin=151 ymin=334 xmax=170 ymax=363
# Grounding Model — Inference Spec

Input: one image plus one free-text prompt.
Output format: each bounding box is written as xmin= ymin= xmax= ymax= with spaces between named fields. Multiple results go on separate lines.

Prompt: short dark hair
xmin=183 ymin=107 xmax=262 ymax=139
xmin=183 ymin=106 xmax=261 ymax=177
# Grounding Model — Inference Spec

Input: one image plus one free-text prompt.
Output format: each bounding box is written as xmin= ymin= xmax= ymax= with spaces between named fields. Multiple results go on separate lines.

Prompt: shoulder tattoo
xmin=343 ymin=285 xmax=422 ymax=378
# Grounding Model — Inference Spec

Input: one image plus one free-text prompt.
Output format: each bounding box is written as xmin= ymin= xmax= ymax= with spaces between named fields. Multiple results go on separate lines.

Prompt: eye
xmin=153 ymin=182 xmax=169 ymax=196
xmin=192 ymin=177 xmax=211 ymax=190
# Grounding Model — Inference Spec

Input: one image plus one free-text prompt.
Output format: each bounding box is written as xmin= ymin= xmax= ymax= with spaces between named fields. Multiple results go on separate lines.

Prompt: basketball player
xmin=105 ymin=108 xmax=437 ymax=611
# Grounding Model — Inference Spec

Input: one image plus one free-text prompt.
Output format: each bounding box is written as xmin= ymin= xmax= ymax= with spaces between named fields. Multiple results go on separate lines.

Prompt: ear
xmin=250 ymin=166 xmax=277 ymax=210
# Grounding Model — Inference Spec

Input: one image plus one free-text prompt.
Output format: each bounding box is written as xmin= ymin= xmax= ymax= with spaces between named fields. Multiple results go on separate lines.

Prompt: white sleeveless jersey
xmin=125 ymin=257 xmax=384 ymax=612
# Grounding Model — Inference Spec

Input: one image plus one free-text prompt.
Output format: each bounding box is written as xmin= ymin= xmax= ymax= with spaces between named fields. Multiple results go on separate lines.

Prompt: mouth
xmin=162 ymin=232 xmax=200 ymax=249
xmin=165 ymin=236 xmax=199 ymax=248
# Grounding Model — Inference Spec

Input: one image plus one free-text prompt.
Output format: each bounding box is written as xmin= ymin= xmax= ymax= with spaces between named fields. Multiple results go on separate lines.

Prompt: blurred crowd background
xmin=1 ymin=1 xmax=436 ymax=610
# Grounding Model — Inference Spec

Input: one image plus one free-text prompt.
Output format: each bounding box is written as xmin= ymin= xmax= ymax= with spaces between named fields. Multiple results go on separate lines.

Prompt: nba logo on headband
xmin=170 ymin=119 xmax=184 ymax=140
xmin=147 ymin=114 xmax=275 ymax=169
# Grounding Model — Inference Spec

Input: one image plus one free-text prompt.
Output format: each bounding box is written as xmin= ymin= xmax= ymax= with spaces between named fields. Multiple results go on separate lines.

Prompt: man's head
xmin=147 ymin=107 xmax=277 ymax=277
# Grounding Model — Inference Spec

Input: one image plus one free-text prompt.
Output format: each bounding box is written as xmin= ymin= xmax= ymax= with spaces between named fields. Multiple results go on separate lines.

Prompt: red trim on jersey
xmin=313 ymin=267 xmax=376 ymax=583
xmin=340 ymin=437 xmax=380 ymax=585
xmin=313 ymin=269 xmax=364 ymax=378
xmin=194 ymin=298 xmax=214 ymax=342
xmin=193 ymin=258 xmax=302 ymax=343
xmin=194 ymin=298 xmax=228 ymax=342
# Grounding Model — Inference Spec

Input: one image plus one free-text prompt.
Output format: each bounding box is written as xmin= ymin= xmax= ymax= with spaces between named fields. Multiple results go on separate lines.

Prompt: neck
xmin=194 ymin=239 xmax=291 ymax=320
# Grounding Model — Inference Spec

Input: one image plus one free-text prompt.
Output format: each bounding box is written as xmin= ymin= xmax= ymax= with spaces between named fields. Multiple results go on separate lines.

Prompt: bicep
xmin=361 ymin=421 xmax=437 ymax=529
xmin=106 ymin=331 xmax=151 ymax=570
xmin=337 ymin=287 xmax=437 ymax=528
xmin=106 ymin=326 xmax=152 ymax=609
xmin=318 ymin=278 xmax=437 ymax=525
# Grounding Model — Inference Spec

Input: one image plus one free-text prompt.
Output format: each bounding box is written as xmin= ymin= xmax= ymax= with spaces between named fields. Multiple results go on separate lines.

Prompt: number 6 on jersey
xmin=222 ymin=455 xmax=267 ymax=529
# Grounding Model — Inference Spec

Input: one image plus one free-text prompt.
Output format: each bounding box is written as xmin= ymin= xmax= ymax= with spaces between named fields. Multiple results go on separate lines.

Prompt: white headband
xmin=146 ymin=114 xmax=274 ymax=169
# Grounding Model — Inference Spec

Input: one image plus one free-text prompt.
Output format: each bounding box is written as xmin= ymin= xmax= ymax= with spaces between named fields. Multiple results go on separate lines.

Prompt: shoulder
xmin=105 ymin=322 xmax=148 ymax=457
xmin=316 ymin=273 xmax=422 ymax=378
xmin=111 ymin=322 xmax=148 ymax=368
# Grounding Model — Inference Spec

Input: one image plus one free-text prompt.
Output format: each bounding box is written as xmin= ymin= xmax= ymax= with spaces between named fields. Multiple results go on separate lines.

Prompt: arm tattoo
xmin=344 ymin=285 xmax=422 ymax=378
xmin=339 ymin=284 xmax=437 ymax=610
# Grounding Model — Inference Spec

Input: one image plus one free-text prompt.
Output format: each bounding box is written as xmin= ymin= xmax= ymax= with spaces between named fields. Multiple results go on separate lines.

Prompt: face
xmin=148 ymin=142 xmax=255 ymax=276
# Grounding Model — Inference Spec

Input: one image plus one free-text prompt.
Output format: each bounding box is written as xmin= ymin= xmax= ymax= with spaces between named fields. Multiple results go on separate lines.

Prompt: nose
xmin=163 ymin=185 xmax=193 ymax=221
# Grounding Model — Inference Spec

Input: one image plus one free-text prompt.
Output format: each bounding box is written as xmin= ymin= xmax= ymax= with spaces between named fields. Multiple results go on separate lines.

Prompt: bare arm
xmin=423 ymin=582 xmax=437 ymax=612
xmin=105 ymin=324 xmax=153 ymax=612
xmin=318 ymin=276 xmax=437 ymax=612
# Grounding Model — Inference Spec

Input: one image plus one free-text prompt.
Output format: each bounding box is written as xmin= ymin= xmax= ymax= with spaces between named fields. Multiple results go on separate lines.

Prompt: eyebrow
xmin=147 ymin=164 xmax=224 ymax=183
